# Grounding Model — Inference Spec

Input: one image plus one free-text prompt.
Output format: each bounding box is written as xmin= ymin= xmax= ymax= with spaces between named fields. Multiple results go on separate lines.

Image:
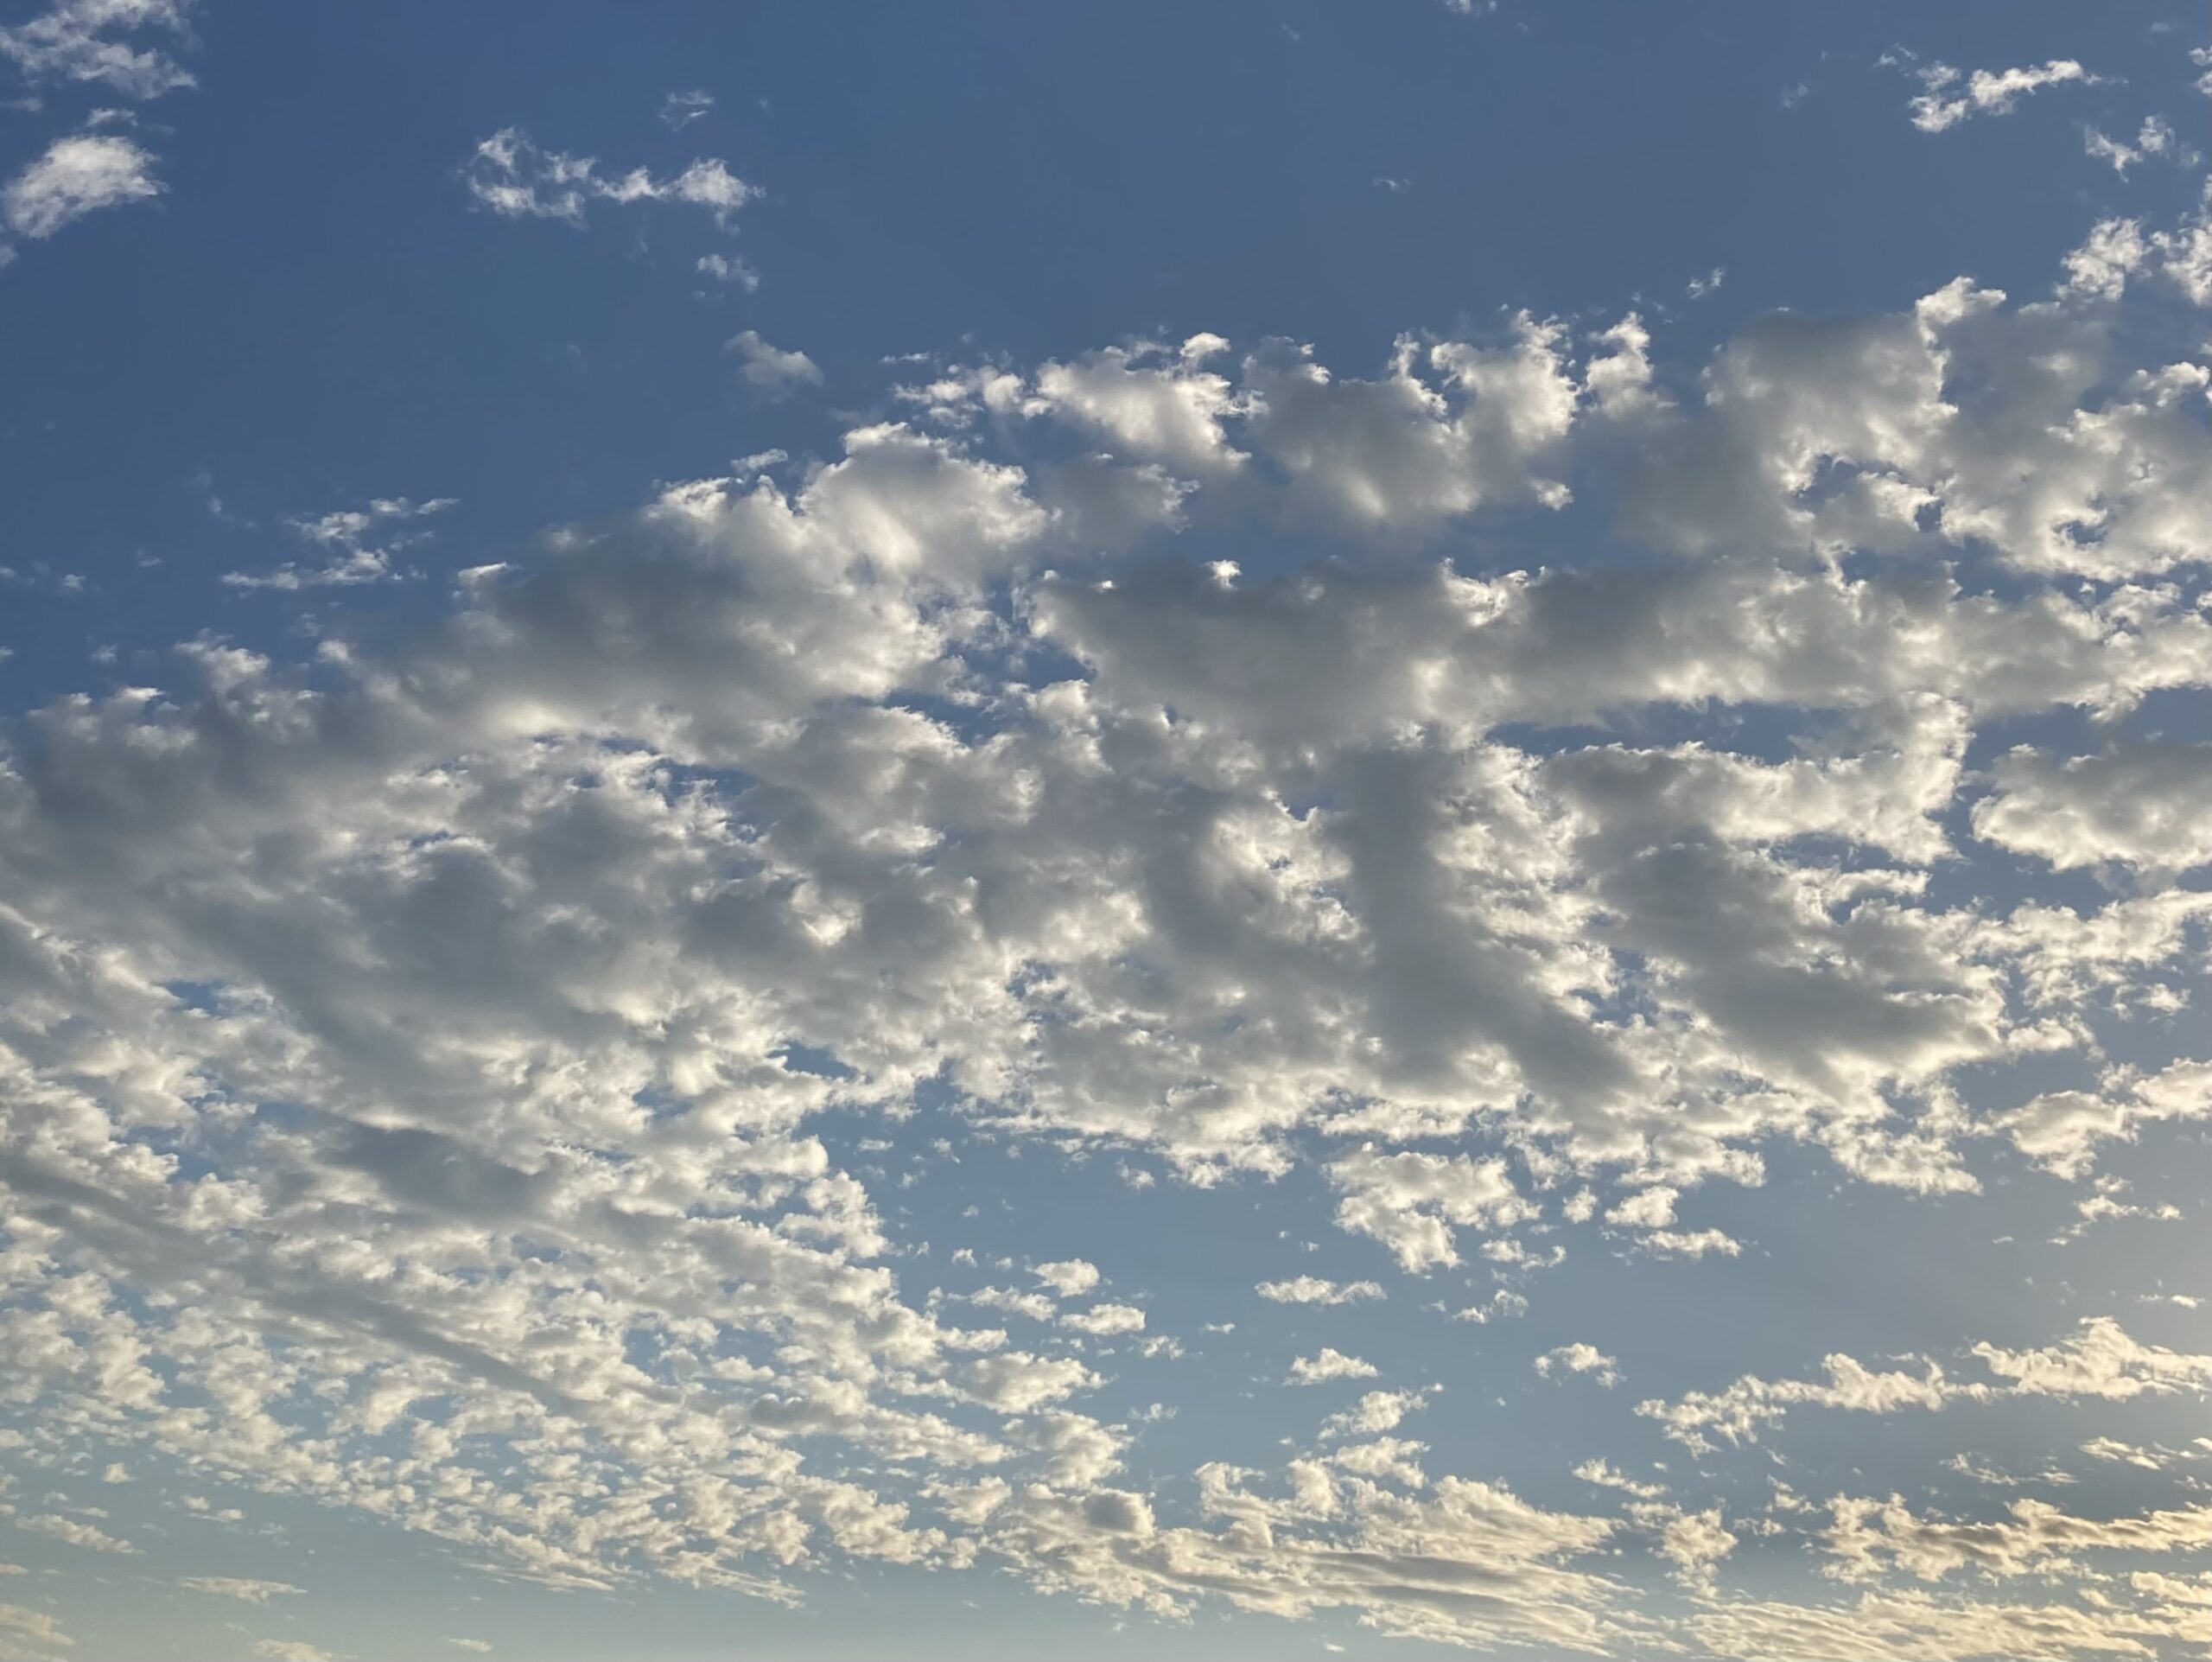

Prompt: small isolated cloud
xmin=696 ymin=251 xmax=760 ymax=290
xmin=728 ymin=330 xmax=823 ymax=395
xmin=463 ymin=127 xmax=758 ymax=230
xmin=3 ymin=131 xmax=161 ymax=238
xmin=178 ymin=1577 xmax=304 ymax=1604
xmin=1032 ymin=1260 xmax=1101 ymax=1298
xmin=1289 ymin=1347 xmax=1379 ymax=1385
xmin=1892 ymin=54 xmax=2091 ymax=133
xmin=1573 ymin=1458 xmax=1667 ymax=1499
xmin=660 ymin=89 xmax=712 ymax=129
xmin=1059 ymin=1302 xmax=1145 ymax=1337
xmin=1686 ymin=267 xmax=1724 ymax=299
xmin=251 ymin=1643 xmax=348 ymax=1662
xmin=1256 ymin=1276 xmax=1384 ymax=1306
xmin=2085 ymin=117 xmax=2176 ymax=175
xmin=1321 ymin=1387 xmax=1434 ymax=1438
xmin=1536 ymin=1344 xmax=1621 ymax=1387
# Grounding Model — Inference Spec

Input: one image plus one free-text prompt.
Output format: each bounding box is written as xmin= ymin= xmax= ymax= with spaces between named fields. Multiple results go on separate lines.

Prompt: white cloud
xmin=178 ymin=1577 xmax=304 ymax=1603
xmin=0 ymin=0 xmax=193 ymax=100
xmin=223 ymin=495 xmax=455 ymax=592
xmin=1573 ymin=1458 xmax=1666 ymax=1500
xmin=1536 ymin=1344 xmax=1621 ymax=1388
xmin=1640 ymin=1315 xmax=2212 ymax=1453
xmin=1255 ymin=1277 xmax=1383 ymax=1305
xmin=2084 ymin=116 xmax=2176 ymax=175
xmin=1823 ymin=1493 xmax=2210 ymax=1583
xmin=728 ymin=331 xmax=824 ymax=395
xmin=1901 ymin=57 xmax=2090 ymax=133
xmin=3 ymin=131 xmax=161 ymax=238
xmin=1058 ymin=1302 xmax=1145 ymax=1337
xmin=251 ymin=1643 xmax=349 ymax=1662
xmin=660 ymin=90 xmax=712 ymax=130
xmin=462 ymin=127 xmax=758 ymax=230
xmin=0 ymin=244 xmax=2208 ymax=1651
xmin=1320 ymin=1387 xmax=1433 ymax=1438
xmin=1993 ymin=1060 xmax=2212 ymax=1180
xmin=15 ymin=1512 xmax=137 ymax=1554
xmin=1032 ymin=1260 xmax=1101 ymax=1298
xmin=0 ymin=1602 xmax=75 ymax=1659
xmin=1288 ymin=1348 xmax=1379 ymax=1385
xmin=1326 ymin=1149 xmax=1535 ymax=1272
xmin=1975 ymin=742 xmax=2212 ymax=877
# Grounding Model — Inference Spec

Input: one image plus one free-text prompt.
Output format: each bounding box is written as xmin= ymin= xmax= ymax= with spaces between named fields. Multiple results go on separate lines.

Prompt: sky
xmin=0 ymin=3 xmax=2209 ymax=1659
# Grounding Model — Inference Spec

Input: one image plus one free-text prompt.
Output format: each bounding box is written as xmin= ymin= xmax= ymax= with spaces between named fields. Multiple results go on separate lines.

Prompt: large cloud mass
xmin=3 ymin=190 xmax=2209 ymax=1656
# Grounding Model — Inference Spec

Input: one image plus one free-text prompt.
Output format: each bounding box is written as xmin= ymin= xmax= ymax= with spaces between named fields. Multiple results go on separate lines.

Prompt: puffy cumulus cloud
xmin=1536 ymin=1344 xmax=1621 ymax=1388
xmin=1639 ymin=1315 xmax=2212 ymax=1453
xmin=462 ymin=128 xmax=758 ymax=231
xmin=1319 ymin=1387 xmax=1433 ymax=1439
xmin=1622 ymin=276 xmax=2212 ymax=579
xmin=3 ymin=220 xmax=2212 ymax=1652
xmin=3 ymin=132 xmax=161 ymax=239
xmin=1255 ymin=1276 xmax=1383 ymax=1305
xmin=1287 ymin=1347 xmax=1378 ymax=1385
xmin=899 ymin=311 xmax=1639 ymax=538
xmin=0 ymin=0 xmax=194 ymax=100
xmin=1637 ymin=1502 xmax=1738 ymax=1588
xmin=1326 ymin=1149 xmax=1535 ymax=1271
xmin=1974 ymin=743 xmax=2212 ymax=878
xmin=1058 ymin=1302 xmax=1144 ymax=1338
xmin=1993 ymin=1060 xmax=2212 ymax=1180
xmin=1031 ymin=1261 xmax=1100 ymax=1298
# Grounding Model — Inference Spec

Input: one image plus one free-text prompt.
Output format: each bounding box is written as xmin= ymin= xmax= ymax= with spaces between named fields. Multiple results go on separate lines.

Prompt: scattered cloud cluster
xmin=0 ymin=0 xmax=193 ymax=258
xmin=3 ymin=107 xmax=2211 ymax=1655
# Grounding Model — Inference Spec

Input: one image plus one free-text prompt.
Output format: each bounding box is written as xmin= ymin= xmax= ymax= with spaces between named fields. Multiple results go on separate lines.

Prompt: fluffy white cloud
xmin=3 ymin=131 xmax=161 ymax=238
xmin=1288 ymin=1348 xmax=1379 ymax=1385
xmin=1995 ymin=1060 xmax=2212 ymax=1179
xmin=1537 ymin=1344 xmax=1621 ymax=1388
xmin=1255 ymin=1276 xmax=1384 ymax=1305
xmin=1326 ymin=1149 xmax=1535 ymax=1271
xmin=1974 ymin=742 xmax=2212 ymax=877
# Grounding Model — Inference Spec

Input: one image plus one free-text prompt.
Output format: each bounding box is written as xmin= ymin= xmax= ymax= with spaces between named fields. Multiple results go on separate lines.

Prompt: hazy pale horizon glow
xmin=0 ymin=3 xmax=2207 ymax=1659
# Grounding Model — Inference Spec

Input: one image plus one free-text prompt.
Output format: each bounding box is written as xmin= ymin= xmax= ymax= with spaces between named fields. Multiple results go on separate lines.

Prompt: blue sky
xmin=1 ymin=4 xmax=2209 ymax=1660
